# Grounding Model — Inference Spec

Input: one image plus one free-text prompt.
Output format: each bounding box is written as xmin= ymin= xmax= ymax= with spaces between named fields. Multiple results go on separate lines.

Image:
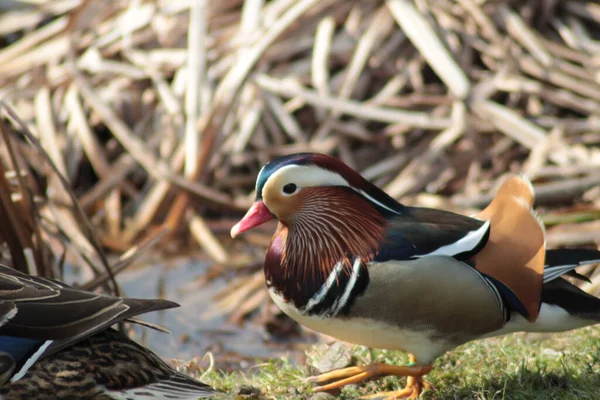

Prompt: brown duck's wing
xmin=0 ymin=264 xmax=178 ymax=357
xmin=474 ymin=175 xmax=545 ymax=322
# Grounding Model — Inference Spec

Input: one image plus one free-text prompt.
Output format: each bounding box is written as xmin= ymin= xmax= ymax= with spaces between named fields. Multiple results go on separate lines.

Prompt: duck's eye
xmin=282 ymin=183 xmax=298 ymax=195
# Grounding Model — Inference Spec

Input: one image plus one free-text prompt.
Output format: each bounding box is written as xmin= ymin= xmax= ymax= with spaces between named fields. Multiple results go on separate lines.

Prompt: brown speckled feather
xmin=0 ymin=328 xmax=217 ymax=400
xmin=474 ymin=175 xmax=545 ymax=321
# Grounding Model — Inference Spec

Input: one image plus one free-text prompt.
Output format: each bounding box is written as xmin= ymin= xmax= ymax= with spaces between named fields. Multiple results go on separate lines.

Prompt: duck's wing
xmin=376 ymin=175 xmax=545 ymax=323
xmin=0 ymin=264 xmax=178 ymax=382
xmin=376 ymin=207 xmax=489 ymax=261
xmin=375 ymin=175 xmax=600 ymax=327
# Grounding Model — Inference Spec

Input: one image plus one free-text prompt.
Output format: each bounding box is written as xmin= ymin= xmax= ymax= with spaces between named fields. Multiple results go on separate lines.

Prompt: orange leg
xmin=307 ymin=354 xmax=432 ymax=399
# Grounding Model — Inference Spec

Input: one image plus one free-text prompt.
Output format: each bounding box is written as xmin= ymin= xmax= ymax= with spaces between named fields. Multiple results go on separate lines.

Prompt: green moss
xmin=201 ymin=327 xmax=600 ymax=399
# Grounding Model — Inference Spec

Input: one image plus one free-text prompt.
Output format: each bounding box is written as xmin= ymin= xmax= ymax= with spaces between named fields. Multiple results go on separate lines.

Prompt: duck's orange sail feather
xmin=474 ymin=175 xmax=545 ymax=322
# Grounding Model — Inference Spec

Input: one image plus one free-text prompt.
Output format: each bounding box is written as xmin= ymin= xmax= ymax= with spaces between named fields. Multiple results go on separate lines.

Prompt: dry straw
xmin=0 ymin=0 xmax=599 ymax=305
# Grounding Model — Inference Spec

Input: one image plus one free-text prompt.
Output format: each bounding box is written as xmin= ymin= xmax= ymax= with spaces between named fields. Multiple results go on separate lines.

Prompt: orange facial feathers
xmin=474 ymin=175 xmax=545 ymax=321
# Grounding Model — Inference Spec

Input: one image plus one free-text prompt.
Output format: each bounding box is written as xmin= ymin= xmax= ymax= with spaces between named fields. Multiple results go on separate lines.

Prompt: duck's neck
xmin=265 ymin=223 xmax=328 ymax=309
xmin=264 ymin=193 xmax=386 ymax=313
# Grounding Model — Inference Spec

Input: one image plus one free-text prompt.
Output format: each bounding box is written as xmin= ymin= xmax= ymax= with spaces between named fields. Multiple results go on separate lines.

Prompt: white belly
xmin=269 ymin=289 xmax=453 ymax=363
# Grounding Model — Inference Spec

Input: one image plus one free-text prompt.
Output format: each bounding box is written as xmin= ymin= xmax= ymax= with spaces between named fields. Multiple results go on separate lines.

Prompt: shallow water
xmin=116 ymin=259 xmax=262 ymax=358
xmin=103 ymin=256 xmax=313 ymax=368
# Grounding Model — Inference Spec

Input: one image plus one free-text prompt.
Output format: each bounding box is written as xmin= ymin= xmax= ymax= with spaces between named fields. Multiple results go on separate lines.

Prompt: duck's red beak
xmin=231 ymin=201 xmax=274 ymax=238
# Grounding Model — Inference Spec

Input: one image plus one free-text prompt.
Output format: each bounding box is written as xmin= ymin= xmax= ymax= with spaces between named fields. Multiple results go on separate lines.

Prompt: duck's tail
xmin=543 ymin=248 xmax=600 ymax=283
xmin=539 ymin=247 xmax=600 ymax=323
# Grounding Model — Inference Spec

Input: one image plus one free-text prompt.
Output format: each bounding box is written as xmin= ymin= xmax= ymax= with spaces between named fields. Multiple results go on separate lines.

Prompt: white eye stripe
xmin=274 ymin=165 xmax=348 ymax=186
xmin=263 ymin=165 xmax=350 ymax=198
xmin=261 ymin=164 xmax=403 ymax=215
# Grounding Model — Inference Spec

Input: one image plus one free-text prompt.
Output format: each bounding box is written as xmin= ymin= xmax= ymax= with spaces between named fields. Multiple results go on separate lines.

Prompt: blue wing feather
xmin=0 ymin=337 xmax=42 ymax=363
xmin=373 ymin=233 xmax=416 ymax=261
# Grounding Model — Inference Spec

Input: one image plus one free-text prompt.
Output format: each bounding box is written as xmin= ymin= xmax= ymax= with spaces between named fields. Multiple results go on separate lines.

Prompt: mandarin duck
xmin=0 ymin=264 xmax=218 ymax=399
xmin=231 ymin=152 xmax=600 ymax=399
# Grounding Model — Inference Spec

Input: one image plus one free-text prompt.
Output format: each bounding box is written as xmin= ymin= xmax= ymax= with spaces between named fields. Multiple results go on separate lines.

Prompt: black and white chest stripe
xmin=300 ymin=258 xmax=369 ymax=318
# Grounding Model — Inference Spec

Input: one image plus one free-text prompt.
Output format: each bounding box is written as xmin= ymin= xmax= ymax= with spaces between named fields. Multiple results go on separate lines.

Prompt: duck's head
xmin=231 ymin=152 xmax=399 ymax=238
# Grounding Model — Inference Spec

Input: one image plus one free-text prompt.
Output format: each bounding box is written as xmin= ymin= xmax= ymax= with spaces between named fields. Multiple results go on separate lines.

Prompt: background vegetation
xmin=0 ymin=0 xmax=599 ymax=398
